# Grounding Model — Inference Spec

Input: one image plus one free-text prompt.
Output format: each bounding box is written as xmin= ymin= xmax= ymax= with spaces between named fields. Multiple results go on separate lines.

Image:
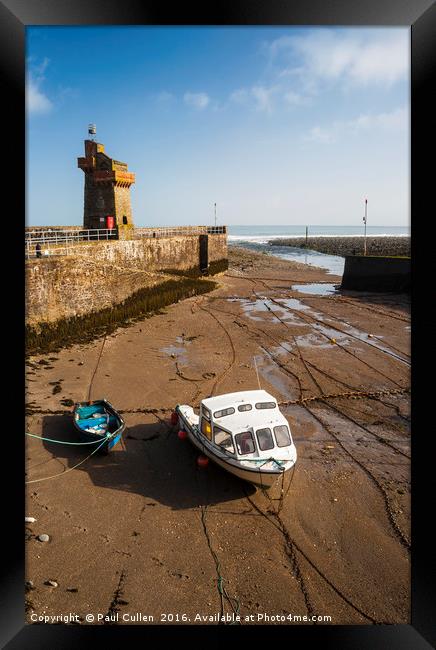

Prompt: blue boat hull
xmin=73 ymin=399 xmax=125 ymax=454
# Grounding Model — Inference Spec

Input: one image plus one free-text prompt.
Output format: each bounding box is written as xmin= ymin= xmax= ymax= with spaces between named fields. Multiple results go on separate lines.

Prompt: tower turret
xmin=77 ymin=132 xmax=135 ymax=237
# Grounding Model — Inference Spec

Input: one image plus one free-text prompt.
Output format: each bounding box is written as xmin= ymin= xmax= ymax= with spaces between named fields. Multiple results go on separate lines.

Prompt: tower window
xmin=122 ymin=216 xmax=128 ymax=225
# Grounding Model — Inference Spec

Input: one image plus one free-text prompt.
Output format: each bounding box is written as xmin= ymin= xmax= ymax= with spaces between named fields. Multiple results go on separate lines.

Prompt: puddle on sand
xmin=276 ymin=297 xmax=311 ymax=312
xmin=232 ymin=294 xmax=409 ymax=362
xmin=292 ymin=283 xmax=338 ymax=296
xmin=229 ymin=297 xmax=294 ymax=324
xmin=273 ymin=298 xmax=410 ymax=363
xmin=297 ymin=323 xmax=352 ymax=349
xmin=255 ymin=354 xmax=299 ymax=401
xmin=273 ymin=342 xmax=294 ymax=356
xmin=320 ymin=321 xmax=410 ymax=364
xmin=281 ymin=404 xmax=326 ymax=442
xmin=264 ymin=324 xmax=352 ymax=352
xmin=243 ymin=299 xmax=286 ymax=323
xmin=161 ymin=345 xmax=188 ymax=365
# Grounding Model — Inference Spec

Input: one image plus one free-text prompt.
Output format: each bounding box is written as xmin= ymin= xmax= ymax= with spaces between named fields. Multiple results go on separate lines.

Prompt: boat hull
xmin=73 ymin=399 xmax=125 ymax=454
xmin=176 ymin=406 xmax=294 ymax=488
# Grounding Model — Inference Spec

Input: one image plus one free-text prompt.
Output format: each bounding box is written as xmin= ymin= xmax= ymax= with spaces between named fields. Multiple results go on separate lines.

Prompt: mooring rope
xmin=25 ymin=437 xmax=108 ymax=484
xmin=200 ymin=505 xmax=241 ymax=624
xmin=25 ymin=432 xmax=110 ymax=445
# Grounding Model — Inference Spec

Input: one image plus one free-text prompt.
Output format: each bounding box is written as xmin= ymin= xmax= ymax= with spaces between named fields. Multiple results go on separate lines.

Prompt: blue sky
xmin=26 ymin=26 xmax=410 ymax=227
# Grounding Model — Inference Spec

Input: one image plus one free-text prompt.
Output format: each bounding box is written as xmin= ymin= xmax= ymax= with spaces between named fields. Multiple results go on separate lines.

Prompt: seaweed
xmin=26 ymin=277 xmax=217 ymax=355
xmin=207 ymin=258 xmax=228 ymax=276
xmin=162 ymin=258 xmax=228 ymax=278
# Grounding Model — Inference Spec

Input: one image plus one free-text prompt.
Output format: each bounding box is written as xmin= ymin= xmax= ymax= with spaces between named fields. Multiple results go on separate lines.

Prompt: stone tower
xmin=77 ymin=139 xmax=135 ymax=237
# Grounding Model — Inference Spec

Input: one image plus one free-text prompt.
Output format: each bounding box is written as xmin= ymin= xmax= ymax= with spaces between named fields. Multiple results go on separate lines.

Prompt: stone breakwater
xmin=270 ymin=236 xmax=410 ymax=257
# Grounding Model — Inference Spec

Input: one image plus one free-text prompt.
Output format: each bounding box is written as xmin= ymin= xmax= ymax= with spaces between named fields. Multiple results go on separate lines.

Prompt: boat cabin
xmin=198 ymin=390 xmax=294 ymax=460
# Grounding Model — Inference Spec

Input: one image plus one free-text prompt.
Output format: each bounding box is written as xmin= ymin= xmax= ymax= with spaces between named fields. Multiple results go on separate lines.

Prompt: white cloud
xmin=183 ymin=92 xmax=210 ymax=110
xmin=26 ymin=57 xmax=53 ymax=115
xmin=348 ymin=106 xmax=407 ymax=131
xmin=229 ymin=88 xmax=249 ymax=104
xmin=232 ymin=30 xmax=407 ymax=114
xmin=304 ymin=105 xmax=408 ymax=144
xmin=283 ymin=90 xmax=308 ymax=106
xmin=33 ymin=56 xmax=50 ymax=76
xmin=267 ymin=29 xmax=409 ymax=89
xmin=26 ymin=77 xmax=53 ymax=115
xmin=251 ymin=85 xmax=276 ymax=113
xmin=229 ymin=85 xmax=277 ymax=113
xmin=305 ymin=126 xmax=335 ymax=144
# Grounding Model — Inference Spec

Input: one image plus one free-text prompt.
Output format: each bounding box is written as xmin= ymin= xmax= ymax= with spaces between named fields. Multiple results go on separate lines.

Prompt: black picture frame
xmin=4 ymin=1 xmax=435 ymax=647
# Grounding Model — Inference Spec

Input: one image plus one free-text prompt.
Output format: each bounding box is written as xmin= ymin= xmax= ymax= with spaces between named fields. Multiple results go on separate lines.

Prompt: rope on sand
xmin=25 ymin=437 xmax=108 ymax=484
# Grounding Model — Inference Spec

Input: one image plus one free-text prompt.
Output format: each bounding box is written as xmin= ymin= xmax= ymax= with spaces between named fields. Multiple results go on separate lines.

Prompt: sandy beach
xmin=25 ymin=246 xmax=411 ymax=626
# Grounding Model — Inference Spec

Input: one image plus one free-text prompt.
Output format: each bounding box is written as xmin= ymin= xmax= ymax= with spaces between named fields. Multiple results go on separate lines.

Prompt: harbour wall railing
xmin=135 ymin=226 xmax=226 ymax=237
xmin=25 ymin=225 xmax=227 ymax=258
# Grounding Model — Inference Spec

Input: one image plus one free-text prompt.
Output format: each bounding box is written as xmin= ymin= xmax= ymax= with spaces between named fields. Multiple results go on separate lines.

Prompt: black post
xmin=199 ymin=234 xmax=209 ymax=274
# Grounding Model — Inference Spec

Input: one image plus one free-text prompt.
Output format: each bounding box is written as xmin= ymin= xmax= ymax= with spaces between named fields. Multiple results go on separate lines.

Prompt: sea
xmin=227 ymin=225 xmax=410 ymax=276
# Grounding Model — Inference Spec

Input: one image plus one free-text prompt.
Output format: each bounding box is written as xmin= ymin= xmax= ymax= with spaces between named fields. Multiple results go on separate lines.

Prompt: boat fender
xmin=178 ymin=430 xmax=188 ymax=440
xmin=197 ymin=455 xmax=209 ymax=468
xmin=170 ymin=412 xmax=179 ymax=426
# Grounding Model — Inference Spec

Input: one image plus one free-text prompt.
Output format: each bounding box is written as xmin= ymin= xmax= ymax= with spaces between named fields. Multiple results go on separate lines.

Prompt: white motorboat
xmin=174 ymin=390 xmax=297 ymax=488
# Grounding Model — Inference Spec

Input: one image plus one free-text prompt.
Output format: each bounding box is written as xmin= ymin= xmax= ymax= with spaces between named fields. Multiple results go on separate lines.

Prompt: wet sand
xmin=25 ymin=246 xmax=411 ymax=625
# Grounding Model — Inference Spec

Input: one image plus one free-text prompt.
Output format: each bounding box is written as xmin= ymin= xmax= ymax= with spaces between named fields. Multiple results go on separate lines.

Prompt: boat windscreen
xmin=274 ymin=425 xmax=291 ymax=447
xmin=213 ymin=426 xmax=235 ymax=454
xmin=235 ymin=431 xmax=256 ymax=455
xmin=256 ymin=427 xmax=274 ymax=451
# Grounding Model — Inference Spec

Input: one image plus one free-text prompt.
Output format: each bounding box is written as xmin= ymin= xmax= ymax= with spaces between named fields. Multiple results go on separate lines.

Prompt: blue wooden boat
xmin=73 ymin=399 xmax=125 ymax=454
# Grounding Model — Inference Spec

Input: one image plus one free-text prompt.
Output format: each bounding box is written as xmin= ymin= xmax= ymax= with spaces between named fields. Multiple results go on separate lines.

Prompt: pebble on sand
xmin=25 ymin=517 xmax=37 ymax=523
xmin=45 ymin=580 xmax=58 ymax=588
xmin=38 ymin=534 xmax=50 ymax=542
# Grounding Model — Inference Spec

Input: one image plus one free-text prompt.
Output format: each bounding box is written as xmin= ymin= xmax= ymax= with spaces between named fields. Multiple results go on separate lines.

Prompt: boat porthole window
xmin=213 ymin=426 xmax=235 ymax=454
xmin=238 ymin=404 xmax=252 ymax=412
xmin=235 ymin=431 xmax=256 ymax=455
xmin=255 ymin=402 xmax=276 ymax=410
xmin=214 ymin=407 xmax=235 ymax=419
xmin=256 ymin=427 xmax=274 ymax=451
xmin=274 ymin=425 xmax=292 ymax=447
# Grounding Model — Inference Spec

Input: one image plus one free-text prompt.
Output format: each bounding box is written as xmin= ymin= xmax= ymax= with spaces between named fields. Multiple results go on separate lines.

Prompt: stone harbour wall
xmin=25 ymin=234 xmax=227 ymax=327
xmin=43 ymin=234 xmax=228 ymax=272
xmin=270 ymin=236 xmax=410 ymax=258
xmin=341 ymin=255 xmax=411 ymax=292
xmin=25 ymin=256 xmax=165 ymax=327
